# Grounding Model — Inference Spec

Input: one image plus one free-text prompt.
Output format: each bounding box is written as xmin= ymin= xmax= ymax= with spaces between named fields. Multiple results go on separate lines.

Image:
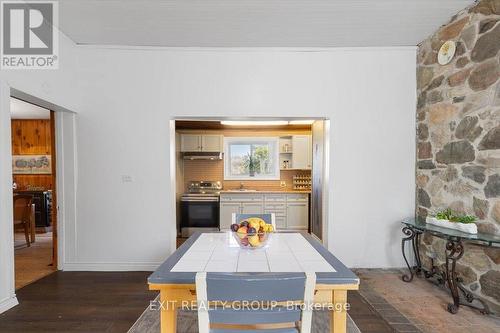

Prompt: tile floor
xmin=356 ymin=269 xmax=500 ymax=333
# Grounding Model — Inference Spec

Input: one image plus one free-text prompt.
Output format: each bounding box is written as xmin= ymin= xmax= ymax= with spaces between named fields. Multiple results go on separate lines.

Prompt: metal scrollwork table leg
xmin=445 ymin=239 xmax=491 ymax=315
xmin=401 ymin=226 xmax=422 ymax=282
xmin=445 ymin=239 xmax=464 ymax=314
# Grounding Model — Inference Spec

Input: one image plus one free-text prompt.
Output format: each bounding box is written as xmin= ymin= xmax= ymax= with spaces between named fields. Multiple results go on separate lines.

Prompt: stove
xmin=182 ymin=181 xmax=221 ymax=201
xmin=180 ymin=181 xmax=222 ymax=237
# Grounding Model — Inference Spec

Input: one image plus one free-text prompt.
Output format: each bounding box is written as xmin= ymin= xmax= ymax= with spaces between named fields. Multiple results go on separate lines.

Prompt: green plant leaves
xmin=433 ymin=209 xmax=476 ymax=224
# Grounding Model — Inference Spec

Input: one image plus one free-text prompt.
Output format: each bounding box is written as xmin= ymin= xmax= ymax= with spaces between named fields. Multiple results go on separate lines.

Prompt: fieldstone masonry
xmin=416 ymin=0 xmax=500 ymax=312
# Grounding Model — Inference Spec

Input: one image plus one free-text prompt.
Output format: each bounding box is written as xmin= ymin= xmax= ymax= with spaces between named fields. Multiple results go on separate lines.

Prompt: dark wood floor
xmin=0 ymin=271 xmax=157 ymax=333
xmin=0 ymin=271 xmax=393 ymax=333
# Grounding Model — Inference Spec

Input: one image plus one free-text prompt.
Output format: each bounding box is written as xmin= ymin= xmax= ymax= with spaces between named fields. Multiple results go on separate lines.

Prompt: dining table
xmin=148 ymin=231 xmax=359 ymax=333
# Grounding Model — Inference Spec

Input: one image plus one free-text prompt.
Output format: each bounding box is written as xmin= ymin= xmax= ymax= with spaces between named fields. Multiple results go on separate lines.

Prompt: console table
xmin=401 ymin=218 xmax=500 ymax=315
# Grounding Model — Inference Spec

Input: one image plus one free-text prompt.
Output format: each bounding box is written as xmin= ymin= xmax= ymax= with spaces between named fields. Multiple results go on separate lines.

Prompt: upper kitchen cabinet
xmin=180 ymin=134 xmax=223 ymax=152
xmin=201 ymin=135 xmax=223 ymax=152
xmin=181 ymin=134 xmax=201 ymax=151
xmin=291 ymin=135 xmax=312 ymax=170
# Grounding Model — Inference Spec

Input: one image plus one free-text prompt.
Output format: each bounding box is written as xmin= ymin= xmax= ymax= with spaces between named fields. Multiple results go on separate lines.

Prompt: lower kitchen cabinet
xmin=220 ymin=195 xmax=264 ymax=229
xmin=220 ymin=193 xmax=308 ymax=230
xmin=286 ymin=202 xmax=309 ymax=229
xmin=241 ymin=202 xmax=264 ymax=214
xmin=219 ymin=202 xmax=241 ymax=230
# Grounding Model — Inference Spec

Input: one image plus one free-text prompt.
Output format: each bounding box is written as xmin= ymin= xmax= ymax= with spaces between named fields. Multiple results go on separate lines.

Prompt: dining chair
xmin=232 ymin=213 xmax=276 ymax=229
xmin=13 ymin=194 xmax=34 ymax=247
xmin=196 ymin=272 xmax=316 ymax=333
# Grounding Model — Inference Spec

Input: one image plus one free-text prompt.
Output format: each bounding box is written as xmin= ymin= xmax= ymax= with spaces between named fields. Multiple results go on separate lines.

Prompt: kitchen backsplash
xmin=183 ymin=159 xmax=311 ymax=191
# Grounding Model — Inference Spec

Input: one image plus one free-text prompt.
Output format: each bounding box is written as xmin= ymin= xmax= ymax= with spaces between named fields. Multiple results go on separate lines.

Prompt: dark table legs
xmin=444 ymin=239 xmax=464 ymax=314
xmin=401 ymin=226 xmax=421 ymax=282
xmin=401 ymin=227 xmax=492 ymax=315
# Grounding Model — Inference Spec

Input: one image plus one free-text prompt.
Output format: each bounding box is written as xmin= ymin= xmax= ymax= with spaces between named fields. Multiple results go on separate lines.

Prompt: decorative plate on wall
xmin=438 ymin=40 xmax=456 ymax=65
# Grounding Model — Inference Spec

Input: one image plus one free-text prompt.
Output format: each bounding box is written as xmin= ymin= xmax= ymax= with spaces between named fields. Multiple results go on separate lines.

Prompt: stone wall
xmin=416 ymin=0 xmax=500 ymax=311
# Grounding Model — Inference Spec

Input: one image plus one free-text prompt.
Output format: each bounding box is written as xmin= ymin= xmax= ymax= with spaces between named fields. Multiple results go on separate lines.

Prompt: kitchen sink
xmin=227 ymin=189 xmax=258 ymax=192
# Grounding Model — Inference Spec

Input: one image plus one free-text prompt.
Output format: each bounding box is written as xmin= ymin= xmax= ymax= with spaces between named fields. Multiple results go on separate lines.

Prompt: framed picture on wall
xmin=12 ymin=155 xmax=52 ymax=174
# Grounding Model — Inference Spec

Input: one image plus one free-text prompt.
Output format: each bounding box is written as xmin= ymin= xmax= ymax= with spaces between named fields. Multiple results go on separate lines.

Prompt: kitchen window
xmin=224 ymin=137 xmax=280 ymax=180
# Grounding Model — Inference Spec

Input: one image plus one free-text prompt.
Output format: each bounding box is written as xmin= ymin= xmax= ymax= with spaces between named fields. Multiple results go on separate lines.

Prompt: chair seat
xmin=211 ymin=328 xmax=299 ymax=333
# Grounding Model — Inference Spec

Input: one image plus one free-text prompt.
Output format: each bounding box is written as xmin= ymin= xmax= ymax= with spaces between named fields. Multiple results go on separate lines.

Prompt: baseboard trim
xmin=0 ymin=296 xmax=18 ymax=314
xmin=63 ymin=262 xmax=162 ymax=272
xmin=310 ymin=232 xmax=323 ymax=244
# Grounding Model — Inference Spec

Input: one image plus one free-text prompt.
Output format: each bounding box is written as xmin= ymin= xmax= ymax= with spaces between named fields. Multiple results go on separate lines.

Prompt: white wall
xmin=0 ymin=80 xmax=17 ymax=313
xmin=1 ymin=33 xmax=80 ymax=112
xmin=70 ymin=47 xmax=416 ymax=269
xmin=0 ymin=32 xmax=79 ymax=312
xmin=1 ymin=46 xmax=416 ymax=307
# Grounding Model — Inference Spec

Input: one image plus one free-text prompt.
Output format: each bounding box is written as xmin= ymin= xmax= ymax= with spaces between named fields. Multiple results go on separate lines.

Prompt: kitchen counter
xmin=220 ymin=190 xmax=311 ymax=194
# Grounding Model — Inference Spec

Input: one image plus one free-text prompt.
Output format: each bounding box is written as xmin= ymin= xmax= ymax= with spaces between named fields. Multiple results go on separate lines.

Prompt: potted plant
xmin=426 ymin=208 xmax=478 ymax=234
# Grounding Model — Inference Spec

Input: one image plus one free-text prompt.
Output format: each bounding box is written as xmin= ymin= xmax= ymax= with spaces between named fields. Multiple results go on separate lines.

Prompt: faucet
xmin=239 ymin=182 xmax=245 ymax=190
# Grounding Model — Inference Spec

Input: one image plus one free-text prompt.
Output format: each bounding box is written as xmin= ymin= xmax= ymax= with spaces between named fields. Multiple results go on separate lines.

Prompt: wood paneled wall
xmin=11 ymin=119 xmax=52 ymax=190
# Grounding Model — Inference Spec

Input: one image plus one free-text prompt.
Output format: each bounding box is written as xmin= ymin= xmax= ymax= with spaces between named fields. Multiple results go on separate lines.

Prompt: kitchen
xmin=175 ymin=119 xmax=327 ymax=245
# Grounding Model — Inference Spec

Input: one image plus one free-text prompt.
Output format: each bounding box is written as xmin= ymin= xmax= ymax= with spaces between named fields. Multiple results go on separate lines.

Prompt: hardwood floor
xmin=0 ymin=271 xmax=393 ymax=333
xmin=0 ymin=271 xmax=157 ymax=333
xmin=14 ymin=232 xmax=55 ymax=289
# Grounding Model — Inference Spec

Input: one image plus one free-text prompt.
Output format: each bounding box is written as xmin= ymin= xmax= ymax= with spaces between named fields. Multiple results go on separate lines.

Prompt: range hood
xmin=182 ymin=152 xmax=223 ymax=160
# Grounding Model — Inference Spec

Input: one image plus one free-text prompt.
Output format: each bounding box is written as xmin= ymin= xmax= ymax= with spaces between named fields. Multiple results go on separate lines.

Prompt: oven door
xmin=181 ymin=198 xmax=220 ymax=237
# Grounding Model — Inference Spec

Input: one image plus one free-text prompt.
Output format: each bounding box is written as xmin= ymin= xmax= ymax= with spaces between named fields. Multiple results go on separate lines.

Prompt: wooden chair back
xmin=13 ymin=195 xmax=33 ymax=225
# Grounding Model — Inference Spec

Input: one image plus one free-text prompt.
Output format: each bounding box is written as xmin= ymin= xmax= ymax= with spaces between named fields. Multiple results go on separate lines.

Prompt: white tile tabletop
xmin=170 ymin=232 xmax=336 ymax=273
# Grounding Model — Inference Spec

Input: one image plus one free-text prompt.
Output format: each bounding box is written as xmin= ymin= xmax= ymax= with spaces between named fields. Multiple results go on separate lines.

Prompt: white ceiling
xmin=10 ymin=98 xmax=50 ymax=119
xmin=58 ymin=0 xmax=473 ymax=47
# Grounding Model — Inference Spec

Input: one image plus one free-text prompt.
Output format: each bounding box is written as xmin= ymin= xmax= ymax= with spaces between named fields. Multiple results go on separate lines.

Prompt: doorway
xmin=11 ymin=97 xmax=57 ymax=289
xmin=0 ymin=86 xmax=77 ymax=312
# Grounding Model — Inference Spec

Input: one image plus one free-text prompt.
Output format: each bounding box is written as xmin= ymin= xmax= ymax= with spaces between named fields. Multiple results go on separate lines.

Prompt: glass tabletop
xmin=402 ymin=218 xmax=500 ymax=246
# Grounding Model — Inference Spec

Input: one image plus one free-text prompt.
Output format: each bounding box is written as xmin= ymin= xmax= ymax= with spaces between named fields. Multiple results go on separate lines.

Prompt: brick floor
xmin=356 ymin=269 xmax=500 ymax=333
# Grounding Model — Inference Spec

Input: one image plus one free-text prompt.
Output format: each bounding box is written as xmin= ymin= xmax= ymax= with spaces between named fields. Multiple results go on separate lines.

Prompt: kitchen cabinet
xmin=180 ymin=134 xmax=223 ymax=152
xmin=220 ymin=202 xmax=241 ymax=230
xmin=241 ymin=202 xmax=264 ymax=214
xmin=264 ymin=194 xmax=287 ymax=229
xmin=286 ymin=202 xmax=309 ymax=229
xmin=285 ymin=193 xmax=309 ymax=230
xmin=201 ymin=135 xmax=223 ymax=152
xmin=292 ymin=135 xmax=312 ymax=170
xmin=181 ymin=134 xmax=201 ymax=152
xmin=220 ymin=193 xmax=308 ymax=230
xmin=220 ymin=194 xmax=264 ymax=229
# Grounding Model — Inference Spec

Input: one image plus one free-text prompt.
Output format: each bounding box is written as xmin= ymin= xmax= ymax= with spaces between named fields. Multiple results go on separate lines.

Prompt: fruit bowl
xmin=230 ymin=217 xmax=274 ymax=249
xmin=232 ymin=231 xmax=270 ymax=249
